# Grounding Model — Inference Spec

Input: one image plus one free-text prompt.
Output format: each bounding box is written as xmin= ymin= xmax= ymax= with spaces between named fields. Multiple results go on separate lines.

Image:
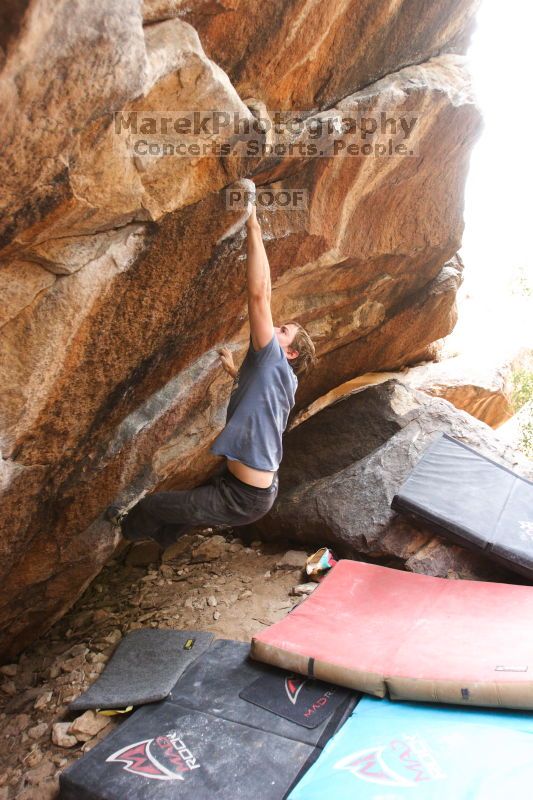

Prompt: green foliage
xmin=511 ymin=368 xmax=533 ymax=458
xmin=512 ymin=368 xmax=533 ymax=409
xmin=521 ymin=417 xmax=533 ymax=457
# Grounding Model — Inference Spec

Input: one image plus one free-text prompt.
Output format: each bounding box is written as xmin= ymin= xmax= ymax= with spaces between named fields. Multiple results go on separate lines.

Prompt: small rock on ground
xmin=51 ymin=722 xmax=78 ymax=749
xmin=276 ymin=550 xmax=308 ymax=569
xmin=290 ymin=582 xmax=317 ymax=596
xmin=68 ymin=710 xmax=110 ymax=742
xmin=28 ymin=722 xmax=48 ymax=740
xmin=192 ymin=535 xmax=227 ymax=561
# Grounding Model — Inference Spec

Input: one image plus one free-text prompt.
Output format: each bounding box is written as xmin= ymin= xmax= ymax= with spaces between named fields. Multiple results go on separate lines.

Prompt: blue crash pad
xmin=288 ymin=695 xmax=533 ymax=799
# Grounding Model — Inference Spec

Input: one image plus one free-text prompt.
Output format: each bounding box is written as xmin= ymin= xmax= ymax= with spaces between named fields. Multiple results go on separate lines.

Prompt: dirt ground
xmin=0 ymin=530 xmax=314 ymax=799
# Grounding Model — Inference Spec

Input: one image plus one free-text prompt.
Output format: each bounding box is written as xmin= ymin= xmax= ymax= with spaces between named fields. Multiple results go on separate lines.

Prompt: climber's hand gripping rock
xmin=218 ymin=346 xmax=237 ymax=378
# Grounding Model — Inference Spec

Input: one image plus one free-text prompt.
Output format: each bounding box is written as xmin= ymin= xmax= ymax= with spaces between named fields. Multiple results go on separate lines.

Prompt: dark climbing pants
xmin=121 ymin=461 xmax=279 ymax=549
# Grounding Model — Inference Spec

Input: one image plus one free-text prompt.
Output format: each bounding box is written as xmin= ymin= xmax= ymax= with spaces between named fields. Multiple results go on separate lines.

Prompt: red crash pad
xmin=251 ymin=560 xmax=533 ymax=709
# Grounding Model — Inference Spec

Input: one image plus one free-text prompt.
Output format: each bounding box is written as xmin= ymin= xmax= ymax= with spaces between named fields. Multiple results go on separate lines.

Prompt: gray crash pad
xmin=391 ymin=432 xmax=533 ymax=579
xmin=69 ymin=629 xmax=214 ymax=711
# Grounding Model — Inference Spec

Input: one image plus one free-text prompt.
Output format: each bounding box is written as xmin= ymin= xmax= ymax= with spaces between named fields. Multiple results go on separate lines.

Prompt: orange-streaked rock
xmin=0 ymin=1 xmax=482 ymax=658
xmin=176 ymin=0 xmax=481 ymax=110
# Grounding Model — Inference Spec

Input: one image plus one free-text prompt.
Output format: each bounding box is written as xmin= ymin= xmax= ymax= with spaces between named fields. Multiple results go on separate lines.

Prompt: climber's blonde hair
xmin=285 ymin=320 xmax=317 ymax=377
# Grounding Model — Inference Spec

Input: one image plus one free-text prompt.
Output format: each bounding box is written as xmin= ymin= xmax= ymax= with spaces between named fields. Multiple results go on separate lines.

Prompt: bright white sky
xmin=452 ymin=0 xmax=533 ymax=355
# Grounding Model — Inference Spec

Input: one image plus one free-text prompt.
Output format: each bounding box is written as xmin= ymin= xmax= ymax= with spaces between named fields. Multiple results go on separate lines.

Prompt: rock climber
xmin=106 ymin=199 xmax=316 ymax=549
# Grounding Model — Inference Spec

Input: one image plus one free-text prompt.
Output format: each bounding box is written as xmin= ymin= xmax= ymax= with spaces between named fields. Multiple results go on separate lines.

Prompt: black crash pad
xmin=60 ymin=639 xmax=358 ymax=799
xmin=60 ymin=702 xmax=313 ymax=800
xmin=169 ymin=639 xmax=356 ymax=741
xmin=239 ymin=671 xmax=349 ymax=730
xmin=69 ymin=629 xmax=214 ymax=711
xmin=391 ymin=432 xmax=533 ymax=579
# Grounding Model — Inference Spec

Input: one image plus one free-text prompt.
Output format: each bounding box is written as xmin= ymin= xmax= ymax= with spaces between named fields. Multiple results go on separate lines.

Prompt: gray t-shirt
xmin=210 ymin=333 xmax=298 ymax=471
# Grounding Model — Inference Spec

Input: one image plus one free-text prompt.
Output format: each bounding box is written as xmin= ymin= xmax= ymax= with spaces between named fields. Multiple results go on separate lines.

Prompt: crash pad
xmin=168 ymin=639 xmax=356 ymax=740
xmin=391 ymin=432 xmax=533 ymax=579
xmin=60 ymin=639 xmax=358 ymax=799
xmin=69 ymin=629 xmax=214 ymax=711
xmin=60 ymin=701 xmax=313 ymax=800
xmin=251 ymin=559 xmax=533 ymax=709
xmin=288 ymin=695 xmax=533 ymax=799
xmin=240 ymin=670 xmax=350 ymax=729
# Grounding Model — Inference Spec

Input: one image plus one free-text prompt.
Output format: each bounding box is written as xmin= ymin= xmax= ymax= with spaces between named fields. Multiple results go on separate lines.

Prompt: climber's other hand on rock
xmin=218 ymin=347 xmax=237 ymax=378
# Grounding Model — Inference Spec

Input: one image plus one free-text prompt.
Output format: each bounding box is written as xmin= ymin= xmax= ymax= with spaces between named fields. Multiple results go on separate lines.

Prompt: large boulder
xmin=291 ymin=350 xmax=522 ymax=430
xmin=0 ymin=0 xmax=482 ymax=657
xmin=247 ymin=379 xmax=533 ymax=581
xmin=398 ymin=354 xmax=516 ymax=428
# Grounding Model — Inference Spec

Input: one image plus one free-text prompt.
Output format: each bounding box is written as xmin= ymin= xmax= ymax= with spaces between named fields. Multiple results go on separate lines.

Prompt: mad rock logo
xmin=285 ymin=674 xmax=307 ymax=705
xmin=107 ymin=731 xmax=200 ymax=781
xmin=303 ymin=690 xmax=334 ymax=719
xmin=335 ymin=735 xmax=444 ymax=787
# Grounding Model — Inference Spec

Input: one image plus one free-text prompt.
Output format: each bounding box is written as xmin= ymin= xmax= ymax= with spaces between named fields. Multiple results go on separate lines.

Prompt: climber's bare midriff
xmin=226 ymin=457 xmax=275 ymax=488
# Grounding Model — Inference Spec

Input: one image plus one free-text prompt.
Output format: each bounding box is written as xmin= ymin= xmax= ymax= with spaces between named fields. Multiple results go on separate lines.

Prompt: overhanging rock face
xmin=0 ymin=0 xmax=482 ymax=657
xmin=164 ymin=0 xmax=481 ymax=110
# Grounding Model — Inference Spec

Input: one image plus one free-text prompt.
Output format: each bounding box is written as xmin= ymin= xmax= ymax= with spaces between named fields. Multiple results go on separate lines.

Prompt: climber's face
xmin=274 ymin=323 xmax=299 ymax=360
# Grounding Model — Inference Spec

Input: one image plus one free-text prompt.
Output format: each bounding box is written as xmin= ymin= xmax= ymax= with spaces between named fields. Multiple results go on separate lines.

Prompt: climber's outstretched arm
xmin=246 ymin=204 xmax=274 ymax=351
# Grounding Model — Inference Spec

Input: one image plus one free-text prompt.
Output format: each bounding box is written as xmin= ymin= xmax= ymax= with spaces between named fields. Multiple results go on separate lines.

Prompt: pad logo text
xmin=335 ymin=735 xmax=444 ymax=787
xmin=106 ymin=730 xmax=200 ymax=781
